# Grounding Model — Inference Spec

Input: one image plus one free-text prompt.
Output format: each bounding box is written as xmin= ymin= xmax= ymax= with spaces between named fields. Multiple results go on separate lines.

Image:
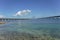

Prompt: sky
xmin=0 ymin=0 xmax=60 ymax=18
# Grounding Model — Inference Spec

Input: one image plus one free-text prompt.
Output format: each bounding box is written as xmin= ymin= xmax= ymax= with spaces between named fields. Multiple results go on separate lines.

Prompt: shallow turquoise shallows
xmin=0 ymin=19 xmax=60 ymax=40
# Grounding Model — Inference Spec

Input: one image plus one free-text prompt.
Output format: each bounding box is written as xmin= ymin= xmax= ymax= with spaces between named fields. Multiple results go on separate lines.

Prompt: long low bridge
xmin=0 ymin=18 xmax=30 ymax=22
xmin=0 ymin=16 xmax=60 ymax=22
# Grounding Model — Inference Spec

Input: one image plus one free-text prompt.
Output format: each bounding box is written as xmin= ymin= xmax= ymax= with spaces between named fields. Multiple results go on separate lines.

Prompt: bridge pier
xmin=2 ymin=19 xmax=3 ymax=21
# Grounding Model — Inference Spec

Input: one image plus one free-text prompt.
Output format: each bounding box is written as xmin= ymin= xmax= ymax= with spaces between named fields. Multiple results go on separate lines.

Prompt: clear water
xmin=0 ymin=19 xmax=60 ymax=40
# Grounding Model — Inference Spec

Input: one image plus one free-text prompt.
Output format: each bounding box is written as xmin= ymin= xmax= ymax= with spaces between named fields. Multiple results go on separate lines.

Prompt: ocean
xmin=0 ymin=18 xmax=60 ymax=40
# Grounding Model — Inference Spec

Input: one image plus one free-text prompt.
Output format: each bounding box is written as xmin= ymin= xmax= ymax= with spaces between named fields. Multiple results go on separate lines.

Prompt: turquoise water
xmin=0 ymin=19 xmax=60 ymax=40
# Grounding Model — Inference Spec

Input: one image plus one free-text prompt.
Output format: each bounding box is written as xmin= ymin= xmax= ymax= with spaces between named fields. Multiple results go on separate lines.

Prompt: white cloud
xmin=14 ymin=9 xmax=31 ymax=16
xmin=0 ymin=15 xmax=5 ymax=18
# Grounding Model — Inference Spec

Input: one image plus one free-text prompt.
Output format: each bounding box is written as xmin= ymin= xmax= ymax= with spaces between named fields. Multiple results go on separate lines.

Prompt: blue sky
xmin=0 ymin=0 xmax=60 ymax=18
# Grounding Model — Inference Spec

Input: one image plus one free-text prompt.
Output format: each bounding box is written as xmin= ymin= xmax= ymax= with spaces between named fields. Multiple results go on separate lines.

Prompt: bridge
xmin=0 ymin=18 xmax=30 ymax=22
xmin=0 ymin=15 xmax=60 ymax=22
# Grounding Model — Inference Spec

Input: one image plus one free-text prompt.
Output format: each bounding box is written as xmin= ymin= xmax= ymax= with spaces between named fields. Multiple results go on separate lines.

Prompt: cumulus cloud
xmin=0 ymin=15 xmax=5 ymax=18
xmin=14 ymin=9 xmax=31 ymax=16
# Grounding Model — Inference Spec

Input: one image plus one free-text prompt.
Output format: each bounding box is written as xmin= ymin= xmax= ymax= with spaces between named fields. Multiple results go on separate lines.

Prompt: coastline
xmin=0 ymin=22 xmax=5 ymax=24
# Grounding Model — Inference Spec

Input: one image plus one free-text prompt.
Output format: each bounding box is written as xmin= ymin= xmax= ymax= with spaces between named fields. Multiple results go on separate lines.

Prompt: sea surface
xmin=0 ymin=18 xmax=60 ymax=40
